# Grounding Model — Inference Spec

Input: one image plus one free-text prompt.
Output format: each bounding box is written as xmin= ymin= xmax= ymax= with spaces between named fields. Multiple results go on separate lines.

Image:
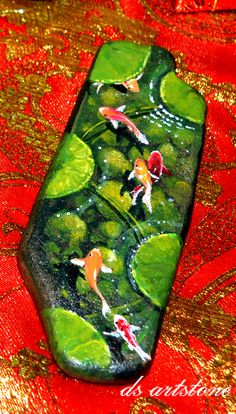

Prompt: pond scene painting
xmin=19 ymin=41 xmax=206 ymax=382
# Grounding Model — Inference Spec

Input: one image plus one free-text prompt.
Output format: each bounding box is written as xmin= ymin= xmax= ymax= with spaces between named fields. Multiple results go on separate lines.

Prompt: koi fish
xmin=99 ymin=105 xmax=149 ymax=145
xmin=148 ymin=151 xmax=171 ymax=181
xmin=128 ymin=158 xmax=153 ymax=213
xmin=104 ymin=314 xmax=151 ymax=362
xmin=95 ymin=73 xmax=143 ymax=94
xmin=122 ymin=73 xmax=143 ymax=92
xmin=71 ymin=248 xmax=112 ymax=317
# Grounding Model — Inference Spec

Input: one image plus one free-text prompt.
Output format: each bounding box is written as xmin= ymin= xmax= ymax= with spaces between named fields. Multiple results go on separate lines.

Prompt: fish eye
xmin=89 ymin=252 xmax=92 ymax=257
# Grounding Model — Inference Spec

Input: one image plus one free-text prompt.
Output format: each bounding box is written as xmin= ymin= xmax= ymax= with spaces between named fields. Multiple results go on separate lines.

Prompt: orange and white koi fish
xmin=104 ymin=314 xmax=151 ymax=362
xmin=71 ymin=248 xmax=112 ymax=317
xmin=122 ymin=73 xmax=143 ymax=92
xmin=99 ymin=105 xmax=149 ymax=145
xmin=128 ymin=158 xmax=153 ymax=213
xmin=95 ymin=73 xmax=143 ymax=94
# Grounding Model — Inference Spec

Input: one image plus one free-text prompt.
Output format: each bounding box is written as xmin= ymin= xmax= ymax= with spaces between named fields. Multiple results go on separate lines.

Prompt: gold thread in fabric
xmin=161 ymin=295 xmax=235 ymax=412
xmin=0 ymin=0 xmax=156 ymax=178
xmin=230 ymin=130 xmax=236 ymax=147
xmin=195 ymin=172 xmax=222 ymax=207
xmin=130 ymin=397 xmax=174 ymax=414
xmin=10 ymin=348 xmax=51 ymax=380
xmin=0 ymin=284 xmax=25 ymax=302
xmin=212 ymin=0 xmax=218 ymax=11
xmin=173 ymin=52 xmax=236 ymax=106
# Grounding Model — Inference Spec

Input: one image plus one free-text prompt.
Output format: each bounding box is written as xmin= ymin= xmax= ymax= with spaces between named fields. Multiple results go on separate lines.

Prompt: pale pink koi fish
xmin=99 ymin=105 xmax=149 ymax=145
xmin=71 ymin=248 xmax=112 ymax=317
xmin=104 ymin=314 xmax=151 ymax=362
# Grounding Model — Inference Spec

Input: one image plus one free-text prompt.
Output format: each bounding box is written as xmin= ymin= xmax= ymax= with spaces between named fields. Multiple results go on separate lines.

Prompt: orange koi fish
xmin=71 ymin=248 xmax=112 ymax=317
xmin=104 ymin=314 xmax=151 ymax=362
xmin=95 ymin=73 xmax=143 ymax=94
xmin=99 ymin=105 xmax=149 ymax=145
xmin=121 ymin=73 xmax=143 ymax=92
xmin=128 ymin=158 xmax=153 ymax=213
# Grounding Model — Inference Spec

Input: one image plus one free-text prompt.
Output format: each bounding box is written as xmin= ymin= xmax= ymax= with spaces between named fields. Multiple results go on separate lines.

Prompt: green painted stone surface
xmin=19 ymin=41 xmax=206 ymax=382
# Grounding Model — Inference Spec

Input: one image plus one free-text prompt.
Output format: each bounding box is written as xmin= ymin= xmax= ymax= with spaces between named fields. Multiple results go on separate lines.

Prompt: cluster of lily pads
xmin=37 ymin=42 xmax=205 ymax=377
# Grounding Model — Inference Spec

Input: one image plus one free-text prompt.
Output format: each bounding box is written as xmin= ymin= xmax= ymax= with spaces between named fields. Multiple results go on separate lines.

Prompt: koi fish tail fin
xmin=137 ymin=132 xmax=149 ymax=145
xmin=163 ymin=165 xmax=171 ymax=176
xmin=136 ymin=346 xmax=151 ymax=363
xmin=142 ymin=186 xmax=152 ymax=213
xmin=93 ymin=286 xmax=111 ymax=318
xmin=101 ymin=299 xmax=111 ymax=318
xmin=131 ymin=185 xmax=144 ymax=205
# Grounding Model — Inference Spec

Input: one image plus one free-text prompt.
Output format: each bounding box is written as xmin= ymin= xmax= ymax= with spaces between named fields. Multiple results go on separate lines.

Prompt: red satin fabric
xmin=0 ymin=1 xmax=235 ymax=413
xmin=175 ymin=0 xmax=236 ymax=12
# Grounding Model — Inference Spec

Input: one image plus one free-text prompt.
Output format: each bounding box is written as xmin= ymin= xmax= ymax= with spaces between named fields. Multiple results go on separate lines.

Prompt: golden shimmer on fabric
xmin=130 ymin=397 xmax=174 ymax=414
xmin=173 ymin=52 xmax=236 ymax=106
xmin=195 ymin=172 xmax=222 ymax=207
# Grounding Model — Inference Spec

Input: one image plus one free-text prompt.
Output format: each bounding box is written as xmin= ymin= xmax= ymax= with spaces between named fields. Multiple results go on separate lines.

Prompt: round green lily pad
xmin=44 ymin=133 xmax=94 ymax=198
xmin=89 ymin=41 xmax=151 ymax=84
xmin=160 ymin=72 xmax=206 ymax=124
xmin=97 ymin=147 xmax=131 ymax=177
xmin=42 ymin=308 xmax=111 ymax=371
xmin=132 ymin=234 xmax=182 ymax=308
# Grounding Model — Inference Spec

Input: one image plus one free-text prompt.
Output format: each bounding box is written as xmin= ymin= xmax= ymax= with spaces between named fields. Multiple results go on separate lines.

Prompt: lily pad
xmin=97 ymin=180 xmax=132 ymax=219
xmin=42 ymin=308 xmax=111 ymax=374
xmin=160 ymin=72 xmax=206 ymax=124
xmin=89 ymin=41 xmax=151 ymax=84
xmin=132 ymin=234 xmax=182 ymax=307
xmin=44 ymin=133 xmax=95 ymax=198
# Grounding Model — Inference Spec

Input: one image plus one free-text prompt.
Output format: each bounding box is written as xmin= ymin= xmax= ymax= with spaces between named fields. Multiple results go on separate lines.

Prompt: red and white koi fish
xmin=128 ymin=158 xmax=153 ymax=213
xmin=71 ymin=248 xmax=112 ymax=317
xmin=104 ymin=314 xmax=151 ymax=362
xmin=99 ymin=105 xmax=149 ymax=145
xmin=148 ymin=151 xmax=171 ymax=181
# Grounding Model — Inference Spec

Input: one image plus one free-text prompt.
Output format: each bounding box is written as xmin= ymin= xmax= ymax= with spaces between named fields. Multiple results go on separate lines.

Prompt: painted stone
xmin=19 ymin=41 xmax=206 ymax=382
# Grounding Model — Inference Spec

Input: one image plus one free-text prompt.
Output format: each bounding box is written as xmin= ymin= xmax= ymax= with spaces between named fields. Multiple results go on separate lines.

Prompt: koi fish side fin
xmin=101 ymin=264 xmax=112 ymax=273
xmin=149 ymin=172 xmax=160 ymax=180
xmin=103 ymin=330 xmax=120 ymax=338
xmin=116 ymin=105 xmax=126 ymax=112
xmin=111 ymin=120 xmax=119 ymax=129
xmin=128 ymin=170 xmax=135 ymax=180
xmin=163 ymin=165 xmax=171 ymax=176
xmin=131 ymin=325 xmax=141 ymax=332
xmin=71 ymin=258 xmax=85 ymax=267
xmin=131 ymin=185 xmax=144 ymax=205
